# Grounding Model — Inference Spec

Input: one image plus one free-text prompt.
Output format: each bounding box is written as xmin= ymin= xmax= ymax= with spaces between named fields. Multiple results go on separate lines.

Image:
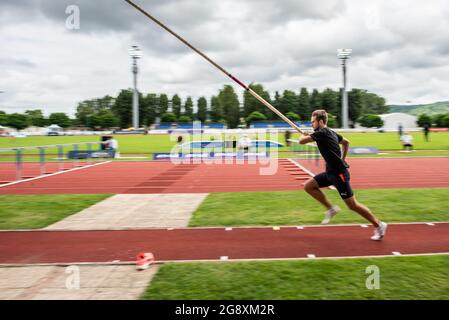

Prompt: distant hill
xmin=388 ymin=101 xmax=449 ymax=116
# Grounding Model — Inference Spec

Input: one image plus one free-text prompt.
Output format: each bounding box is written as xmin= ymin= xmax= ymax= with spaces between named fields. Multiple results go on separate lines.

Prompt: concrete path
xmin=45 ymin=193 xmax=209 ymax=230
xmin=0 ymin=264 xmax=159 ymax=300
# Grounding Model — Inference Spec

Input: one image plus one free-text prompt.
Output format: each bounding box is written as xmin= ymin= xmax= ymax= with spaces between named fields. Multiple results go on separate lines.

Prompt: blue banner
xmin=153 ymin=152 xmax=269 ymax=160
xmin=67 ymin=150 xmax=116 ymax=159
xmin=348 ymin=146 xmax=379 ymax=155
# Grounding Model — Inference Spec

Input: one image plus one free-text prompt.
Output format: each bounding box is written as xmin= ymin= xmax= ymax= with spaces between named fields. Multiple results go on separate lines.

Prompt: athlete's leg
xmin=304 ymin=177 xmax=333 ymax=210
xmin=344 ymin=196 xmax=380 ymax=227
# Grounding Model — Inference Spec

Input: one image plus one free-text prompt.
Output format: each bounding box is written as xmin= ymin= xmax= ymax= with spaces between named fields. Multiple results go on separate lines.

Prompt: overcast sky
xmin=1 ymin=0 xmax=449 ymax=116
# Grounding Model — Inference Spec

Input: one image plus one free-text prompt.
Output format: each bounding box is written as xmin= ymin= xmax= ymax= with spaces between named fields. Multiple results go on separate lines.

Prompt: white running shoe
xmin=371 ymin=222 xmax=388 ymax=241
xmin=321 ymin=206 xmax=341 ymax=225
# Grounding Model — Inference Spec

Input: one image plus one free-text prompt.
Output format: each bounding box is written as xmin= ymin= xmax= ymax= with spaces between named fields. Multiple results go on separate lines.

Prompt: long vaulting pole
xmin=124 ymin=0 xmax=304 ymax=133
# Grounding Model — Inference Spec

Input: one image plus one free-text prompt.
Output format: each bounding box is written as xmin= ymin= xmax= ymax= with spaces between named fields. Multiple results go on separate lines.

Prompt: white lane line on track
xmin=0 ymin=161 xmax=112 ymax=188
xmin=3 ymin=253 xmax=449 ymax=267
xmin=287 ymin=158 xmax=337 ymax=190
xmin=2 ymin=221 xmax=448 ymax=233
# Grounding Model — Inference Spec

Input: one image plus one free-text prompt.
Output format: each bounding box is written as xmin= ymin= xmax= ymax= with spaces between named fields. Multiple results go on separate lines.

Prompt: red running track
xmin=296 ymin=157 xmax=449 ymax=189
xmin=0 ymin=223 xmax=448 ymax=264
xmin=0 ymin=162 xmax=87 ymax=184
xmin=0 ymin=158 xmax=448 ymax=194
xmin=0 ymin=160 xmax=307 ymax=194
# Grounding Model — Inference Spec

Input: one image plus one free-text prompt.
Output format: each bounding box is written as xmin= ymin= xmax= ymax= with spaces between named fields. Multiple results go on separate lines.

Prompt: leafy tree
xmin=358 ymin=114 xmax=384 ymax=128
xmin=327 ymin=113 xmax=338 ymax=128
xmin=279 ymin=90 xmax=297 ymax=116
xmin=178 ymin=116 xmax=192 ymax=123
xmin=160 ymin=112 xmax=177 ymax=123
xmin=112 ymin=89 xmax=133 ymax=128
xmin=158 ymin=94 xmax=169 ymax=116
xmin=171 ymin=94 xmax=182 ymax=118
xmin=297 ymin=87 xmax=310 ymax=120
xmin=49 ymin=113 xmax=71 ymax=128
xmin=310 ymin=89 xmax=322 ymax=111
xmin=417 ymin=114 xmax=432 ymax=127
xmin=361 ymin=91 xmax=388 ymax=114
xmin=271 ymin=91 xmax=282 ymax=120
xmin=433 ymin=113 xmax=448 ymax=128
xmin=321 ymin=88 xmax=340 ymax=126
xmin=210 ymin=96 xmax=224 ymax=122
xmin=76 ymin=101 xmax=95 ymax=127
xmin=86 ymin=114 xmax=101 ymax=129
xmin=98 ymin=110 xmax=118 ymax=128
xmin=443 ymin=115 xmax=449 ymax=127
xmin=348 ymin=89 xmax=364 ymax=125
xmin=140 ymin=93 xmax=158 ymax=126
xmin=243 ymin=83 xmax=271 ymax=118
xmin=218 ymin=85 xmax=240 ymax=128
xmin=7 ymin=113 xmax=29 ymax=130
xmin=245 ymin=111 xmax=267 ymax=126
xmin=25 ymin=109 xmax=47 ymax=127
xmin=183 ymin=97 xmax=194 ymax=119
xmin=0 ymin=111 xmax=9 ymax=126
xmin=286 ymin=111 xmax=300 ymax=122
xmin=196 ymin=97 xmax=208 ymax=123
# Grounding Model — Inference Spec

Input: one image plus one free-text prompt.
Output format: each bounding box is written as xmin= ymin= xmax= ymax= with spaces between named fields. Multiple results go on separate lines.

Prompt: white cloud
xmin=1 ymin=0 xmax=449 ymax=116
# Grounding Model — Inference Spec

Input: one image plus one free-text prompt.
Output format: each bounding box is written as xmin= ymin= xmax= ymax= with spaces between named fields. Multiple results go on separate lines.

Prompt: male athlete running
xmin=300 ymin=110 xmax=387 ymax=240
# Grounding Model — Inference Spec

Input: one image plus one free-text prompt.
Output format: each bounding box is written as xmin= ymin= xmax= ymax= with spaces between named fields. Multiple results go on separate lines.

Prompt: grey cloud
xmin=0 ymin=58 xmax=36 ymax=68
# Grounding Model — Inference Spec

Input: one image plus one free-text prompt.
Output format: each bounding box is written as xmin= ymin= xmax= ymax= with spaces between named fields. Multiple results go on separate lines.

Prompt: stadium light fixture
xmin=337 ymin=49 xmax=352 ymax=129
xmin=129 ymin=45 xmax=141 ymax=129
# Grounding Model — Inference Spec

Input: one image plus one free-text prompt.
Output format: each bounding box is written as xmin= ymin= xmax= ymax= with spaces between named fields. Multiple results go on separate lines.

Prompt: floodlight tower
xmin=129 ymin=45 xmax=142 ymax=129
xmin=337 ymin=48 xmax=352 ymax=129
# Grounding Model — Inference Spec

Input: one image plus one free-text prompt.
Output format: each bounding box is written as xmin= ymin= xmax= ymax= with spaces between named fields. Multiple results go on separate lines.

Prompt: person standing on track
xmin=299 ymin=110 xmax=387 ymax=241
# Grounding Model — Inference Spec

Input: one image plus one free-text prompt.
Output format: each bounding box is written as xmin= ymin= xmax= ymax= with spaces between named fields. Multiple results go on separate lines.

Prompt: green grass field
xmin=1 ymin=132 xmax=448 ymax=155
xmin=1 ymin=188 xmax=447 ymax=230
xmin=0 ymin=194 xmax=111 ymax=229
xmin=190 ymin=188 xmax=449 ymax=227
xmin=142 ymin=255 xmax=449 ymax=300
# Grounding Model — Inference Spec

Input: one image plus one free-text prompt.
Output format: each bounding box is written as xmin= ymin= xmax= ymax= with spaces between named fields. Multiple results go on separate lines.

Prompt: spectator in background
xmin=285 ymin=130 xmax=292 ymax=147
xmin=100 ymin=136 xmax=109 ymax=150
xmin=237 ymin=134 xmax=252 ymax=153
xmin=423 ymin=123 xmax=430 ymax=142
xmin=400 ymin=132 xmax=413 ymax=152
xmin=398 ymin=123 xmax=403 ymax=139
xmin=104 ymin=136 xmax=119 ymax=158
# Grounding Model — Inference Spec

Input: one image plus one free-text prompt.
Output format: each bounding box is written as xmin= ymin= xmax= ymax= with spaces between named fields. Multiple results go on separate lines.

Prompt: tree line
xmin=76 ymin=84 xmax=389 ymax=129
xmin=0 ymin=110 xmax=71 ymax=131
xmin=0 ymin=84 xmax=389 ymax=130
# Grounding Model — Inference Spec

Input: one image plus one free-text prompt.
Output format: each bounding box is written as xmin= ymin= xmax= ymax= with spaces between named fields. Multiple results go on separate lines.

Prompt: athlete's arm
xmin=340 ymin=137 xmax=350 ymax=160
xmin=299 ymin=134 xmax=314 ymax=145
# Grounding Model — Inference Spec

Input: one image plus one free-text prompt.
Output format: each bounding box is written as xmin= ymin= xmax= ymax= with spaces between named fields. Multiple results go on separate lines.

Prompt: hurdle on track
xmin=0 ymin=142 xmax=109 ymax=183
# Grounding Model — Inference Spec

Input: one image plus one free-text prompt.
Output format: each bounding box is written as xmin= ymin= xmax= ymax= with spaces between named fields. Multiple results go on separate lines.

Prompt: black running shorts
xmin=313 ymin=169 xmax=354 ymax=199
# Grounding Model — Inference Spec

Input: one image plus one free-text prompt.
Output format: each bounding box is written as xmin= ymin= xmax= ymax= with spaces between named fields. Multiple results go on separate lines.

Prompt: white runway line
xmin=287 ymin=158 xmax=337 ymax=190
xmin=0 ymin=161 xmax=112 ymax=188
